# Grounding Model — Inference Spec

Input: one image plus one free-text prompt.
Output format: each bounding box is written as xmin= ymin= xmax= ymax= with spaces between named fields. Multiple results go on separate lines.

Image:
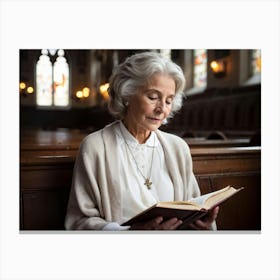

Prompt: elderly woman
xmin=65 ymin=51 xmax=219 ymax=230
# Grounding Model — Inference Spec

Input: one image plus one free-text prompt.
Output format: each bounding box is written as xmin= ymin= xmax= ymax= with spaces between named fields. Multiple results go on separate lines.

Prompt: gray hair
xmin=108 ymin=51 xmax=186 ymax=120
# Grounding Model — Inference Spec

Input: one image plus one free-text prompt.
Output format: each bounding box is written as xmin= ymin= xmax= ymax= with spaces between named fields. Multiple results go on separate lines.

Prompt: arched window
xmin=36 ymin=49 xmax=70 ymax=107
xmin=242 ymin=49 xmax=261 ymax=86
xmin=250 ymin=49 xmax=261 ymax=76
xmin=36 ymin=50 xmax=53 ymax=106
xmin=193 ymin=49 xmax=207 ymax=88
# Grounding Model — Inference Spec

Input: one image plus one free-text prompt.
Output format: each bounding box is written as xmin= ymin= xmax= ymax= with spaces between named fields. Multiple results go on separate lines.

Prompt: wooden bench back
xmin=20 ymin=130 xmax=261 ymax=230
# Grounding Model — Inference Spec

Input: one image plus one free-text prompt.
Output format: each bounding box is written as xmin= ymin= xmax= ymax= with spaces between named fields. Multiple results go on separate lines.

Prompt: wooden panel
xmin=196 ymin=176 xmax=213 ymax=194
xmin=21 ymin=188 xmax=70 ymax=230
xmin=21 ymin=129 xmax=85 ymax=149
xmin=192 ymin=147 xmax=260 ymax=175
xmin=186 ymin=138 xmax=251 ymax=148
xmin=210 ymin=173 xmax=261 ymax=230
xmin=193 ymin=147 xmax=261 ymax=230
xmin=21 ymin=165 xmax=74 ymax=190
xmin=21 ymin=150 xmax=77 ymax=165
xmin=196 ymin=172 xmax=261 ymax=230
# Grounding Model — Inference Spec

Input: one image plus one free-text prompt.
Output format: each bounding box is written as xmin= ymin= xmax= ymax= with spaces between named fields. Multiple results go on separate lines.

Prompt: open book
xmin=122 ymin=186 xmax=244 ymax=229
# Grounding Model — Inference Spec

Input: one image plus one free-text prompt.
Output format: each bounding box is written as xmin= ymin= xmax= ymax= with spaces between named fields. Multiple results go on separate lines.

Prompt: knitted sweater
xmin=65 ymin=121 xmax=202 ymax=230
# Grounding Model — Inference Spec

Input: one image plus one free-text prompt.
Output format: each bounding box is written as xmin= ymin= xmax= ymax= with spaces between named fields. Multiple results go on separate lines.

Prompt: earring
xmin=125 ymin=101 xmax=129 ymax=106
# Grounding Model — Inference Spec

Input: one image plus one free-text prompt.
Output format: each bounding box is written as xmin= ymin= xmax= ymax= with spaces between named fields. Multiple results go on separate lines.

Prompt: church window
xmin=36 ymin=49 xmax=70 ymax=107
xmin=250 ymin=49 xmax=261 ymax=76
xmin=193 ymin=49 xmax=207 ymax=88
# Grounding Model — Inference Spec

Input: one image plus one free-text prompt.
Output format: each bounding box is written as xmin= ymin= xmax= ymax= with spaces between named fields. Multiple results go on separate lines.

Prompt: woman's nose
xmin=155 ymin=101 xmax=166 ymax=113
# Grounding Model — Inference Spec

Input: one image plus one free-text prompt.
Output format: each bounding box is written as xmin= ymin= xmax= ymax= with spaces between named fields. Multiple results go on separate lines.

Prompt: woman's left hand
xmin=187 ymin=206 xmax=220 ymax=230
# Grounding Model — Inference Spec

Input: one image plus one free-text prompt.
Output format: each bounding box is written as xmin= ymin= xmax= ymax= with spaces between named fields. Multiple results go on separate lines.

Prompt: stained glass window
xmin=193 ymin=49 xmax=207 ymax=88
xmin=36 ymin=49 xmax=70 ymax=107
xmin=36 ymin=50 xmax=53 ymax=106
xmin=250 ymin=49 xmax=261 ymax=76
xmin=53 ymin=50 xmax=69 ymax=106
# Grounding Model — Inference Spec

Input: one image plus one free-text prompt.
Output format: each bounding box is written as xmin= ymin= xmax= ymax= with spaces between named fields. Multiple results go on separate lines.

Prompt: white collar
xmin=118 ymin=120 xmax=159 ymax=148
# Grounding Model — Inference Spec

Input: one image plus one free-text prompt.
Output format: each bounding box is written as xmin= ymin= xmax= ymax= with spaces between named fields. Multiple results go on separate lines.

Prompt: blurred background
xmin=20 ymin=49 xmax=261 ymax=139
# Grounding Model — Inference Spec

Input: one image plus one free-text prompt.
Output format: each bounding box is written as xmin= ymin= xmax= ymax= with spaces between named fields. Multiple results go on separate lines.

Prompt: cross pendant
xmin=144 ymin=178 xmax=152 ymax=189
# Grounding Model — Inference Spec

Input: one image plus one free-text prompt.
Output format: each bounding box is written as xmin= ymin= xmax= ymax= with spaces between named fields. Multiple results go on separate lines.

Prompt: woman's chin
xmin=145 ymin=122 xmax=162 ymax=131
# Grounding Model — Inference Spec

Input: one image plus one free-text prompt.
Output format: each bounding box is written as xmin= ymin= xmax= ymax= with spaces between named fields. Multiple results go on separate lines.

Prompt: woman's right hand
xmin=129 ymin=216 xmax=183 ymax=230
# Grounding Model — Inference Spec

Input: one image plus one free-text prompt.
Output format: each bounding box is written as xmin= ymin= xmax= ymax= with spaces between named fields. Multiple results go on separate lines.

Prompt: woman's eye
xmin=148 ymin=96 xmax=158 ymax=101
xmin=166 ymin=99 xmax=173 ymax=105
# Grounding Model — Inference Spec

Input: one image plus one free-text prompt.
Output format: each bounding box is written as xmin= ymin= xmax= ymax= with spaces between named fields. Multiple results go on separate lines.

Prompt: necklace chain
xmin=120 ymin=127 xmax=155 ymax=190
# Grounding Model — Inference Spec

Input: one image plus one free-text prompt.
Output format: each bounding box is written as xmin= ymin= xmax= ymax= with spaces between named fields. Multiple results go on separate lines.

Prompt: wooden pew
xmin=185 ymin=138 xmax=251 ymax=148
xmin=192 ymin=147 xmax=261 ymax=230
xmin=20 ymin=129 xmax=85 ymax=230
xmin=20 ymin=129 xmax=261 ymax=230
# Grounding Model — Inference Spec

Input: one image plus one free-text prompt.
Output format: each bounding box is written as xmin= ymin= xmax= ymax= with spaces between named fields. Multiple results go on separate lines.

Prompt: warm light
xmin=76 ymin=91 xmax=83 ymax=98
xmin=210 ymin=60 xmax=226 ymax=76
xmin=256 ymin=57 xmax=261 ymax=72
xmin=100 ymin=83 xmax=109 ymax=93
xmin=20 ymin=82 xmax=26 ymax=90
xmin=26 ymin=86 xmax=34 ymax=94
xmin=99 ymin=83 xmax=110 ymax=100
xmin=82 ymin=87 xmax=90 ymax=98
xmin=210 ymin=61 xmax=219 ymax=72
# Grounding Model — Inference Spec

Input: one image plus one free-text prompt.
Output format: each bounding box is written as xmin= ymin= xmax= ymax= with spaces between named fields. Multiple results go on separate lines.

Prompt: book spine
xmin=178 ymin=211 xmax=207 ymax=229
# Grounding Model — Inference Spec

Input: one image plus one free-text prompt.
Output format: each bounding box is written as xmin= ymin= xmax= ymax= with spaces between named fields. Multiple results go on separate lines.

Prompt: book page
xmin=188 ymin=192 xmax=216 ymax=207
xmin=189 ymin=187 xmax=232 ymax=207
xmin=204 ymin=186 xmax=241 ymax=209
xmin=157 ymin=186 xmax=242 ymax=211
xmin=158 ymin=201 xmax=201 ymax=210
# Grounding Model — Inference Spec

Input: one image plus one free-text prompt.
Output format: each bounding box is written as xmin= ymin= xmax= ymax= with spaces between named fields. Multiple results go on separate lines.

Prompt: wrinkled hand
xmin=187 ymin=206 xmax=219 ymax=230
xmin=129 ymin=216 xmax=183 ymax=230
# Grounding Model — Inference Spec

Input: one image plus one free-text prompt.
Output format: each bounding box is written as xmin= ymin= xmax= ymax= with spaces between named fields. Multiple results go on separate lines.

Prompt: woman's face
xmin=124 ymin=73 xmax=176 ymax=142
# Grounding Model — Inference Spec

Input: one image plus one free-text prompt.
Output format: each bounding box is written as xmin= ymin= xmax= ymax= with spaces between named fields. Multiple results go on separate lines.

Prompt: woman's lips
xmin=147 ymin=117 xmax=161 ymax=122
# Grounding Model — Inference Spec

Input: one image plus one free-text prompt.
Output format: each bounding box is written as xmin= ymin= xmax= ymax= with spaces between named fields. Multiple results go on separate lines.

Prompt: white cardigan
xmin=65 ymin=121 xmax=201 ymax=230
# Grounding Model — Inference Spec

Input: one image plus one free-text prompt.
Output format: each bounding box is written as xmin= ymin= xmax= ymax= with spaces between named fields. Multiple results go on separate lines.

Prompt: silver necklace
xmin=120 ymin=127 xmax=156 ymax=190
